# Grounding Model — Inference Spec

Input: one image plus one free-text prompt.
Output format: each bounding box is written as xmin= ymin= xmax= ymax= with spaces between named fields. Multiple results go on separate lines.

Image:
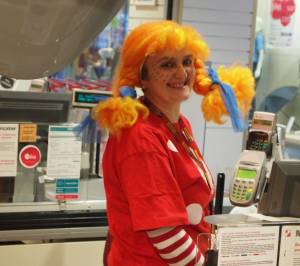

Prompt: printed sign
xmin=0 ymin=124 xmax=18 ymax=177
xmin=271 ymin=0 xmax=296 ymax=26
xmin=47 ymin=125 xmax=82 ymax=179
xmin=19 ymin=145 xmax=41 ymax=168
xmin=268 ymin=0 xmax=296 ymax=47
xmin=19 ymin=124 xmax=37 ymax=143
xmin=47 ymin=125 xmax=82 ymax=200
xmin=279 ymin=225 xmax=300 ymax=265
xmin=55 ymin=178 xmax=79 ymax=200
xmin=217 ymin=226 xmax=279 ymax=266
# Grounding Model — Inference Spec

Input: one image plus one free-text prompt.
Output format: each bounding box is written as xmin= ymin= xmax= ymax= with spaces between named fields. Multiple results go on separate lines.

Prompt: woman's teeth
xmin=168 ymin=83 xmax=186 ymax=88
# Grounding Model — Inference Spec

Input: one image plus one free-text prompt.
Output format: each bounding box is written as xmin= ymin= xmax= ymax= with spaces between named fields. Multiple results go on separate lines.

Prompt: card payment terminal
xmin=246 ymin=112 xmax=276 ymax=156
xmin=230 ymin=150 xmax=266 ymax=206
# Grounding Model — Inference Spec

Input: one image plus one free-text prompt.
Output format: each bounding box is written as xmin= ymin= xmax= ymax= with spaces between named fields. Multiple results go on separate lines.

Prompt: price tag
xmin=19 ymin=124 xmax=37 ymax=143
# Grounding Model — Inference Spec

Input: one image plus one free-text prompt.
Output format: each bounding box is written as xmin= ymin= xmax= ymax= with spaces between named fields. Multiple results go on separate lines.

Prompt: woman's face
xmin=141 ymin=49 xmax=195 ymax=109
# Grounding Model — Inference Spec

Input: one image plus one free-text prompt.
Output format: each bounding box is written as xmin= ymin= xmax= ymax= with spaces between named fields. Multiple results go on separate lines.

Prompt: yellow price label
xmin=19 ymin=124 xmax=37 ymax=143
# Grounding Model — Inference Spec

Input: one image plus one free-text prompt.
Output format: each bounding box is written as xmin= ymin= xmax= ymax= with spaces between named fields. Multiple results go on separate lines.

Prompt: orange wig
xmin=94 ymin=20 xmax=255 ymax=135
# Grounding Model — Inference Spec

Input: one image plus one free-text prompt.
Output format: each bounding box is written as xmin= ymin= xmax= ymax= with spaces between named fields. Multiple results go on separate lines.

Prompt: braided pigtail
xmin=193 ymin=59 xmax=212 ymax=96
xmin=193 ymin=63 xmax=255 ymax=128
xmin=216 ymin=66 xmax=255 ymax=116
xmin=93 ymin=96 xmax=149 ymax=137
xmin=92 ymin=86 xmax=149 ymax=137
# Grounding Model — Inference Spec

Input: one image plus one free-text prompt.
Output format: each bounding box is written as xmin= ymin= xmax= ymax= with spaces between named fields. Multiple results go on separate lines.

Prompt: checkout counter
xmin=0 ymin=2 xmax=298 ymax=264
xmin=204 ymin=111 xmax=300 ymax=266
xmin=0 ymin=90 xmax=109 ymax=243
xmin=0 ymin=0 xmax=127 ymax=248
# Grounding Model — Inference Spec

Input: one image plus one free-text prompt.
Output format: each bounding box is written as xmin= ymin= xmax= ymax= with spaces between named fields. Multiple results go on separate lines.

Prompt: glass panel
xmin=51 ymin=3 xmax=128 ymax=83
xmin=0 ymin=3 xmax=129 ymax=210
xmin=253 ymin=0 xmax=300 ymax=160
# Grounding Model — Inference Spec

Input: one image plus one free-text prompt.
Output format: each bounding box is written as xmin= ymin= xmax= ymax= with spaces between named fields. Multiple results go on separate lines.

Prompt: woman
xmin=93 ymin=20 xmax=254 ymax=266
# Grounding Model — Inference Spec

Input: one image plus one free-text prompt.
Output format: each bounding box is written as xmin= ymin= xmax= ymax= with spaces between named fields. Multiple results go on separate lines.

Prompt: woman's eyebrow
xmin=156 ymin=54 xmax=193 ymax=64
xmin=184 ymin=54 xmax=193 ymax=59
xmin=157 ymin=57 xmax=172 ymax=63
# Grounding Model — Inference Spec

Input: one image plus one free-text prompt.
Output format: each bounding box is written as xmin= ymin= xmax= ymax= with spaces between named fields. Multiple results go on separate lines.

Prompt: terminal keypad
xmin=231 ymin=179 xmax=255 ymax=203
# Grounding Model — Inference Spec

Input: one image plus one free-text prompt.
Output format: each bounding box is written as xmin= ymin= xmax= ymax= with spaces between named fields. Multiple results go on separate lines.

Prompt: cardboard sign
xmin=19 ymin=124 xmax=37 ymax=143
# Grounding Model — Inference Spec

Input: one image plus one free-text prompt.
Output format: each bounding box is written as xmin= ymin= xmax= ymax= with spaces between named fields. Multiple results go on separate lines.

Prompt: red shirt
xmin=102 ymin=113 xmax=215 ymax=266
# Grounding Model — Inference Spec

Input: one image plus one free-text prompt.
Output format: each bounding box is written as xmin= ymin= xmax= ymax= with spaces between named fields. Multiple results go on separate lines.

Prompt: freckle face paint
xmin=151 ymin=65 xmax=167 ymax=81
xmin=151 ymin=64 xmax=179 ymax=83
xmin=142 ymin=49 xmax=195 ymax=107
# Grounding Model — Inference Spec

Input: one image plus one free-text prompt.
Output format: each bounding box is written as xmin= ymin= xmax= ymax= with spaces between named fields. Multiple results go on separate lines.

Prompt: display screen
xmin=74 ymin=91 xmax=111 ymax=104
xmin=237 ymin=168 xmax=257 ymax=179
xmin=253 ymin=119 xmax=273 ymax=126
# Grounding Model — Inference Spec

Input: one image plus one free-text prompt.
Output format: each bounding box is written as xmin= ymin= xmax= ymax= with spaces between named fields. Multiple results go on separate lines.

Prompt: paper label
xmin=279 ymin=225 xmax=300 ymax=265
xmin=47 ymin=125 xmax=82 ymax=200
xmin=217 ymin=226 xmax=280 ymax=266
xmin=19 ymin=124 xmax=37 ymax=143
xmin=0 ymin=124 xmax=18 ymax=177
xmin=47 ymin=125 xmax=82 ymax=179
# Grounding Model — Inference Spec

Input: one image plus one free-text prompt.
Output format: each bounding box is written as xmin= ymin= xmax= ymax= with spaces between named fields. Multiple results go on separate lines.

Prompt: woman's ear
xmin=140 ymin=63 xmax=148 ymax=81
xmin=140 ymin=63 xmax=148 ymax=91
xmin=141 ymin=79 xmax=148 ymax=92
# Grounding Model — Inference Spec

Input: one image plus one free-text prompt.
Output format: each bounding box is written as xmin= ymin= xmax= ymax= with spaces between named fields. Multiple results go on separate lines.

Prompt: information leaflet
xmin=0 ymin=124 xmax=18 ymax=177
xmin=47 ymin=125 xmax=82 ymax=200
xmin=217 ymin=226 xmax=279 ymax=266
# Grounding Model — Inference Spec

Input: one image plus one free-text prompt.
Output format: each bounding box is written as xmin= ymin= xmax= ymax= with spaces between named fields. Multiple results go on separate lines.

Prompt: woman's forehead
xmin=147 ymin=49 xmax=193 ymax=62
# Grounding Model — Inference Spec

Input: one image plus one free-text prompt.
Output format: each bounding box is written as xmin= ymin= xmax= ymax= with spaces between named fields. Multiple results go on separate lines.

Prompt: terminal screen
xmin=74 ymin=91 xmax=110 ymax=104
xmin=237 ymin=168 xmax=257 ymax=179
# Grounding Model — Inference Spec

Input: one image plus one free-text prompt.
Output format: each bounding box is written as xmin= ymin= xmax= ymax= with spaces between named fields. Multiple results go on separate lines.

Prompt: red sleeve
xmin=147 ymin=226 xmax=205 ymax=266
xmin=117 ymin=128 xmax=189 ymax=231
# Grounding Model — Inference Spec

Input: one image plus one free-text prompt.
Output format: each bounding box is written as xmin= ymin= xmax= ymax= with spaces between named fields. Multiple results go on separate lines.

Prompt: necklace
xmin=143 ymin=98 xmax=214 ymax=191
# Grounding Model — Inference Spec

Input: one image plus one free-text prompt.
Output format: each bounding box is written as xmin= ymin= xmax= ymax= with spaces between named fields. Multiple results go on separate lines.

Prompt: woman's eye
xmin=183 ymin=58 xmax=193 ymax=66
xmin=161 ymin=62 xmax=174 ymax=68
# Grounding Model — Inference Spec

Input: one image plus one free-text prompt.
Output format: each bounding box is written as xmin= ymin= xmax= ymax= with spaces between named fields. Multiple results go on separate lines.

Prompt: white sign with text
xmin=0 ymin=124 xmax=18 ymax=177
xmin=217 ymin=226 xmax=280 ymax=266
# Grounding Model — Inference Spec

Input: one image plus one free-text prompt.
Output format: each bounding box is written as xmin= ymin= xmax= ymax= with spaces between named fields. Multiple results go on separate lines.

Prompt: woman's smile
xmin=168 ymin=80 xmax=189 ymax=89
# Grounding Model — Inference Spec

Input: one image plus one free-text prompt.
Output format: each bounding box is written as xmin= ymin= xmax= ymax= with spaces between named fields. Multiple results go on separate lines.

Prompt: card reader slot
xmin=239 ymin=161 xmax=259 ymax=166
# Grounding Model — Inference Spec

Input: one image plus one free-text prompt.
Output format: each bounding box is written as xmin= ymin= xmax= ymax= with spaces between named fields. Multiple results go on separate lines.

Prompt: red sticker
xmin=19 ymin=145 xmax=41 ymax=168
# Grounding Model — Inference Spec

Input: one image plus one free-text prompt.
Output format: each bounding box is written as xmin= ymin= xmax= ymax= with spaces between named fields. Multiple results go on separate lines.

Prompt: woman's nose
xmin=174 ymin=65 xmax=187 ymax=80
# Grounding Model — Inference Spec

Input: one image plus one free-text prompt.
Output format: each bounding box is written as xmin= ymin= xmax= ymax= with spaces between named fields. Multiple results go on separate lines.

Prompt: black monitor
xmin=258 ymin=160 xmax=300 ymax=217
xmin=0 ymin=90 xmax=71 ymax=123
